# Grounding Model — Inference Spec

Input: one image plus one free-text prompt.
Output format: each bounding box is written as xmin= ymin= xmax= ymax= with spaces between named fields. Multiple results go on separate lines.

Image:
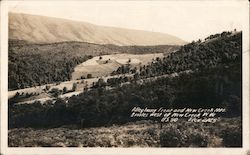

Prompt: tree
xmin=84 ymin=85 xmax=88 ymax=92
xmin=45 ymin=85 xmax=51 ymax=91
xmin=72 ymin=83 xmax=77 ymax=91
xmin=87 ymin=74 xmax=92 ymax=78
xmin=128 ymin=58 xmax=131 ymax=63
xmin=63 ymin=87 xmax=68 ymax=94
xmin=80 ymin=76 xmax=85 ymax=79
xmin=97 ymin=78 xmax=106 ymax=87
xmin=49 ymin=88 xmax=62 ymax=98
xmin=14 ymin=92 xmax=20 ymax=97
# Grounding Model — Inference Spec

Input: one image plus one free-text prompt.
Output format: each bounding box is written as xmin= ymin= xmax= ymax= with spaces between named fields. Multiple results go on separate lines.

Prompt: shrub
xmin=160 ymin=127 xmax=184 ymax=147
xmin=87 ymin=74 xmax=92 ymax=78
xmin=188 ymin=131 xmax=209 ymax=147
xmin=49 ymin=88 xmax=62 ymax=98
xmin=146 ymin=127 xmax=156 ymax=136
xmin=221 ymin=127 xmax=242 ymax=147
xmin=72 ymin=83 xmax=77 ymax=91
xmin=63 ymin=87 xmax=68 ymax=94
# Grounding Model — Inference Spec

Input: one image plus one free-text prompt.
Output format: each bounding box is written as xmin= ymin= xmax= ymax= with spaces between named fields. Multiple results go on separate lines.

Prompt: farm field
xmin=71 ymin=53 xmax=163 ymax=80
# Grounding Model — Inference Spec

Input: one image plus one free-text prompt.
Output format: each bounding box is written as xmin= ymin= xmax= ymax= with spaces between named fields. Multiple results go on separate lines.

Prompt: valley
xmin=8 ymin=40 xmax=179 ymax=91
xmin=7 ymin=12 xmax=243 ymax=148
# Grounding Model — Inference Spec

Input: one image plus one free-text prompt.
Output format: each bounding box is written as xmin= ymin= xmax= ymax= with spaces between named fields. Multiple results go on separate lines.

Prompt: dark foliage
xmin=112 ymin=31 xmax=241 ymax=79
xmin=8 ymin=47 xmax=91 ymax=90
xmin=9 ymin=67 xmax=241 ymax=128
xmin=221 ymin=126 xmax=242 ymax=147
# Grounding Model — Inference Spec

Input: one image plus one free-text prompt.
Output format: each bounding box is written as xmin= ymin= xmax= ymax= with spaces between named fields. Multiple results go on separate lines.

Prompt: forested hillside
xmin=113 ymin=31 xmax=241 ymax=77
xmin=8 ymin=40 xmax=178 ymax=90
xmin=139 ymin=31 xmax=241 ymax=77
xmin=9 ymin=31 xmax=242 ymax=129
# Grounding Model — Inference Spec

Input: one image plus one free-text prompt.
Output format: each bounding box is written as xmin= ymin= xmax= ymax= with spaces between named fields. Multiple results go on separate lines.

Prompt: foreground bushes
xmin=159 ymin=118 xmax=242 ymax=147
xmin=8 ymin=119 xmax=242 ymax=147
xmin=160 ymin=127 xmax=212 ymax=147
xmin=221 ymin=126 xmax=242 ymax=147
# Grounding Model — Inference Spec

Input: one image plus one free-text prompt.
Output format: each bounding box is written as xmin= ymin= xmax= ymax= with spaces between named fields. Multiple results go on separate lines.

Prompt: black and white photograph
xmin=0 ymin=0 xmax=249 ymax=155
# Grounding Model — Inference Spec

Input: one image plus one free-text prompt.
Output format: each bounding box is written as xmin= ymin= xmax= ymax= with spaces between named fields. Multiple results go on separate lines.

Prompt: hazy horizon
xmin=8 ymin=1 xmax=248 ymax=42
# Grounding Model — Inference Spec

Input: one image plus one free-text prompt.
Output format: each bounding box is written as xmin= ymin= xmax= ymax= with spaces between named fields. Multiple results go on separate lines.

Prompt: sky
xmin=7 ymin=0 xmax=248 ymax=42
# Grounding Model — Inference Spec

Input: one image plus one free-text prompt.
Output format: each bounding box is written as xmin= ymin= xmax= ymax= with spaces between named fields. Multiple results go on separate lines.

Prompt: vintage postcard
xmin=0 ymin=0 xmax=249 ymax=155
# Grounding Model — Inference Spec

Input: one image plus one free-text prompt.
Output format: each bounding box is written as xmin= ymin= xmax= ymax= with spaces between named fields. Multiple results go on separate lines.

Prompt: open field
xmin=71 ymin=53 xmax=163 ymax=80
xmin=8 ymin=118 xmax=241 ymax=147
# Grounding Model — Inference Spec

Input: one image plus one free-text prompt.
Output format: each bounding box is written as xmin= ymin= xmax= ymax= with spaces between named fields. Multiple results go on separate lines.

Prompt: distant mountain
xmin=9 ymin=12 xmax=186 ymax=46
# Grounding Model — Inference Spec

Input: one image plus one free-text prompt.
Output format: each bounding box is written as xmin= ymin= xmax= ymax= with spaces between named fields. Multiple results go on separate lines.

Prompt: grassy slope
xmin=9 ymin=118 xmax=241 ymax=147
xmin=71 ymin=53 xmax=164 ymax=80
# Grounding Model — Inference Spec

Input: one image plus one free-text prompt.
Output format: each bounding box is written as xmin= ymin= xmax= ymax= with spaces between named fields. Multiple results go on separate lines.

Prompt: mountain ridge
xmin=9 ymin=12 xmax=187 ymax=46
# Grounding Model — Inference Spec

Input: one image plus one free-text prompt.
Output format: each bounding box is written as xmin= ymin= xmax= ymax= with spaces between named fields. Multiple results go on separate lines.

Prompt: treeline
xmin=8 ymin=40 xmax=178 ymax=90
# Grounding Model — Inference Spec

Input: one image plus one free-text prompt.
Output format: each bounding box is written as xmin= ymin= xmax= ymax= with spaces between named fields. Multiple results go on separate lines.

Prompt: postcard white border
xmin=1 ymin=1 xmax=249 ymax=155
